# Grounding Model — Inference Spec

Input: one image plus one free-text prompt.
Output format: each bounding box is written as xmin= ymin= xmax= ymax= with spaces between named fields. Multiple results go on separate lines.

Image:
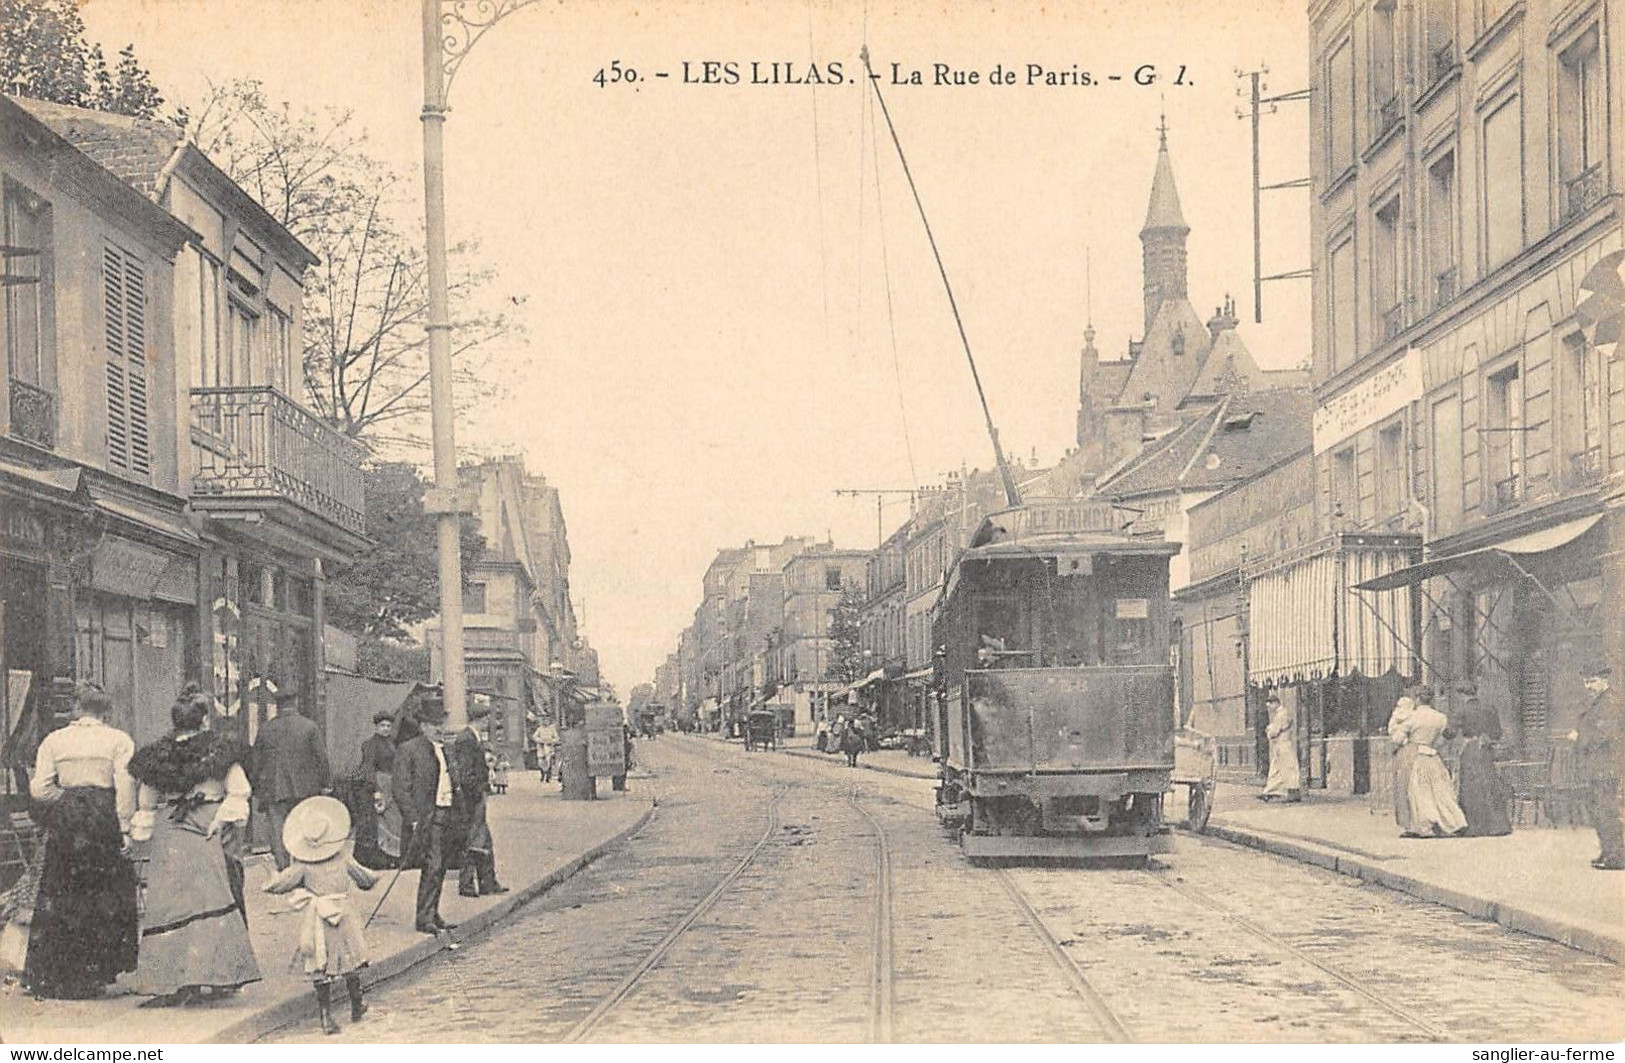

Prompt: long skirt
xmin=1408 ymin=750 xmax=1467 ymax=836
xmin=25 ymin=787 xmax=138 ymax=998
xmin=1262 ymin=733 xmax=1301 ymax=796
xmin=1457 ymin=738 xmax=1511 ymax=837
xmin=1392 ymin=743 xmax=1418 ymax=832
xmin=128 ymin=796 xmax=261 ymax=995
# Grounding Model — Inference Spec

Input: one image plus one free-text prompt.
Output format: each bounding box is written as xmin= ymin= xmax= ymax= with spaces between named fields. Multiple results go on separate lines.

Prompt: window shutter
xmin=103 ymin=242 xmax=150 ymax=479
xmin=104 ymin=243 xmax=129 ymax=472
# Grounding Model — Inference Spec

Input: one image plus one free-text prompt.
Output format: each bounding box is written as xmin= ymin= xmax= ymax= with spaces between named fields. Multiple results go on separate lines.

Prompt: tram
xmin=933 ymin=500 xmax=1180 ymax=861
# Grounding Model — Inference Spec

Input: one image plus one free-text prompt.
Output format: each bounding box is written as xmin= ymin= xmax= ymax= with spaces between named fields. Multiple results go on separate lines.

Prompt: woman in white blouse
xmin=125 ymin=689 xmax=261 ymax=1006
xmin=26 ymin=685 xmax=140 ymax=999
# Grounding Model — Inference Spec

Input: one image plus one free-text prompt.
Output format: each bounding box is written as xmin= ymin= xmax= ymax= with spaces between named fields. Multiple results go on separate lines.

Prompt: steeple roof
xmin=1140 ymin=127 xmax=1189 ymax=236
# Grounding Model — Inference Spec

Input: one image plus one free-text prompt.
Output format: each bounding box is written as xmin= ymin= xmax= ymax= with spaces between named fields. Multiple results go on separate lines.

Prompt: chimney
xmin=1207 ymin=294 xmax=1239 ymax=344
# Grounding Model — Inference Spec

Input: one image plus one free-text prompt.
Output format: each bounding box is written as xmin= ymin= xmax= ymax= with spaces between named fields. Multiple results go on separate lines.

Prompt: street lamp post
xmin=419 ymin=0 xmax=537 ymax=730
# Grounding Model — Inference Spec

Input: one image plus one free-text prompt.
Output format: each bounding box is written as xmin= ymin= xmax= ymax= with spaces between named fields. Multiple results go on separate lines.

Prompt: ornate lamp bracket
xmin=439 ymin=0 xmax=542 ymax=97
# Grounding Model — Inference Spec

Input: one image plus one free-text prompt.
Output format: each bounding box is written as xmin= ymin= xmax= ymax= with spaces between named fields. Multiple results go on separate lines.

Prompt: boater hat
xmin=282 ymin=795 xmax=352 ymax=863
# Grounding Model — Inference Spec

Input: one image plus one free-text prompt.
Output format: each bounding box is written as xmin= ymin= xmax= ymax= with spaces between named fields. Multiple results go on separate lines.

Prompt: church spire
xmin=1140 ymin=119 xmax=1190 ymax=333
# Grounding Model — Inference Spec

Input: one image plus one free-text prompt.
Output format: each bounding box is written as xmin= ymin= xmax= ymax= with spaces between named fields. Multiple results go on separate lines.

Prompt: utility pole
xmin=834 ymin=488 xmax=918 ymax=548
xmin=419 ymin=0 xmax=538 ymax=729
xmin=1235 ymin=67 xmax=1311 ymax=323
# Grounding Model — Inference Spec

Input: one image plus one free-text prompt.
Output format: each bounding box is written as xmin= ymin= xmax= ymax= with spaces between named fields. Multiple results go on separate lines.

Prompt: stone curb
xmin=1207 ymin=820 xmax=1625 ymax=965
xmin=207 ymin=802 xmax=658 ymax=1044
xmin=778 ymin=745 xmax=937 ymax=781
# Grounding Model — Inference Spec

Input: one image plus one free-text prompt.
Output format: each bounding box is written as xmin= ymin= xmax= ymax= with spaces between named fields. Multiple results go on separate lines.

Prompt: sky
xmin=81 ymin=0 xmax=1314 ymax=693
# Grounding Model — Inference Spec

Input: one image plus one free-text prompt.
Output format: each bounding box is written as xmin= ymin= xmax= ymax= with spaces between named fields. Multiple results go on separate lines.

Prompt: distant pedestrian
xmin=23 ymin=684 xmax=138 ymax=1000
xmin=1398 ymin=687 xmax=1466 ymax=838
xmin=251 ymin=687 xmax=331 ymax=870
xmin=1259 ymin=693 xmax=1301 ymax=802
xmin=493 ymin=756 xmax=510 ymax=794
xmin=1575 ymin=655 xmax=1623 ymax=871
xmin=263 ymin=796 xmax=380 ymax=1035
xmin=532 ymin=719 xmax=559 ymax=783
xmin=391 ymin=700 xmax=463 ymax=934
xmin=353 ymin=711 xmax=397 ymax=869
xmin=450 ymin=703 xmax=506 ymax=898
xmin=127 ymin=690 xmax=261 ymax=1005
xmin=1455 ymin=688 xmax=1511 ymax=837
xmin=840 ymin=719 xmax=863 ymax=768
xmin=1387 ymin=691 xmax=1419 ymax=833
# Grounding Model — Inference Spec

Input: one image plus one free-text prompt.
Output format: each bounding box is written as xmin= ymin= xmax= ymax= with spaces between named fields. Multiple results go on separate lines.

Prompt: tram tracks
xmin=559 ymin=783 xmax=789 ymax=1043
xmin=847 ymin=788 xmax=895 ymax=1043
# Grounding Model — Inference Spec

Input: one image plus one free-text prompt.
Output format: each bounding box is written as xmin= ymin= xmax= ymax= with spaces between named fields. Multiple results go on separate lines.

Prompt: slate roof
xmin=1141 ymin=134 xmax=1189 ymax=235
xmin=1096 ymin=388 xmax=1313 ymax=498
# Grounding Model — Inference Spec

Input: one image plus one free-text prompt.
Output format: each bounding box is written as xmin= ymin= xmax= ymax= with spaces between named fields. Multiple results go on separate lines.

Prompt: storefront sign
xmin=2 ymin=509 xmax=46 ymax=550
xmin=90 ymin=537 xmax=171 ymax=598
xmin=1313 ymin=348 xmax=1422 ymax=453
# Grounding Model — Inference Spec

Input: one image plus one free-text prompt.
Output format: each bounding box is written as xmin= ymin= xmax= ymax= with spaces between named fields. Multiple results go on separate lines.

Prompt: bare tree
xmin=187 ymin=79 xmax=516 ymax=451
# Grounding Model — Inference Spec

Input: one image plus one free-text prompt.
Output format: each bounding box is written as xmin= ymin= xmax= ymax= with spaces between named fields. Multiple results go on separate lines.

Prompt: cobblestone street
xmin=261 ymin=737 xmax=1625 ymax=1044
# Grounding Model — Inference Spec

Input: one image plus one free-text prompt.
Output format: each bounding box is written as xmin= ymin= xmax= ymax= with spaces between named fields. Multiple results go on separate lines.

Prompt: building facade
xmin=1307 ymin=0 xmax=1623 ymax=766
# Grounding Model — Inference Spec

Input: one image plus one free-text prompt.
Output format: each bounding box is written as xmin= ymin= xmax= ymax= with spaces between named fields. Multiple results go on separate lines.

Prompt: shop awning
xmin=1248 ymin=536 xmax=1419 ymax=686
xmin=1353 ymin=514 xmax=1603 ymax=592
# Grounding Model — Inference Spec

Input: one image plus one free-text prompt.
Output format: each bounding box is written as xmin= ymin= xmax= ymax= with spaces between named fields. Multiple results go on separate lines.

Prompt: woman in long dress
xmin=1400 ymin=688 xmax=1467 ymax=837
xmin=1454 ymin=685 xmax=1511 ymax=836
xmin=23 ymin=685 xmax=139 ymax=999
xmin=1260 ymin=693 xmax=1302 ymax=802
xmin=126 ymin=691 xmax=262 ymax=1005
xmin=1387 ymin=693 xmax=1418 ymax=833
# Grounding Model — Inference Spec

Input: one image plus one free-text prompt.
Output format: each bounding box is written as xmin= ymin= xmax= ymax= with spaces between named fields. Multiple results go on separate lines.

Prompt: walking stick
xmin=365 ymin=816 xmax=427 ymax=929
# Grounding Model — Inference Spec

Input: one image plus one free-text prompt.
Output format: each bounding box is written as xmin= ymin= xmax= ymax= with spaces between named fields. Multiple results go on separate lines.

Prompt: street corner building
xmin=0 ymin=95 xmax=370 ymax=848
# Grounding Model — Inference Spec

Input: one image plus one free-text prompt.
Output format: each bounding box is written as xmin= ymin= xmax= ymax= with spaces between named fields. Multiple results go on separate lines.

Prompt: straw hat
xmin=282 ymin=795 xmax=351 ymax=863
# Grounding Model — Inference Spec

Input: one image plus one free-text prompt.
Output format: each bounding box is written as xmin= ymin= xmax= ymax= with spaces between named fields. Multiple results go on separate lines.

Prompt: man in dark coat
xmin=392 ymin=700 xmax=464 ymax=933
xmin=353 ymin=711 xmax=397 ymax=869
xmin=251 ymin=687 xmax=330 ymax=869
xmin=1577 ymin=655 xmax=1623 ymax=871
xmin=448 ymin=701 xmax=507 ymax=897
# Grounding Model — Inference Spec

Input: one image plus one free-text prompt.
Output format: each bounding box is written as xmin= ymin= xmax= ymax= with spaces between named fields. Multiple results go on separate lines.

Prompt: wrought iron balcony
xmin=1490 ymin=474 xmax=1522 ymax=514
xmin=1376 ymin=95 xmax=1402 ymax=138
xmin=1566 ymin=164 xmax=1605 ymax=220
xmin=1382 ymin=303 xmax=1405 ymax=342
xmin=1568 ymin=446 xmax=1604 ymax=487
xmin=7 ymin=378 xmax=55 ymax=449
xmin=1434 ymin=266 xmax=1458 ymax=309
xmin=190 ymin=386 xmax=366 ymax=536
xmin=1428 ymin=42 xmax=1456 ymax=87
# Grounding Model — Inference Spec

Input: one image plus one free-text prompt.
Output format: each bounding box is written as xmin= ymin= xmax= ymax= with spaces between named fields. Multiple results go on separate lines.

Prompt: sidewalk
xmin=1 ymin=775 xmax=654 ymax=1044
xmin=776 ymin=735 xmax=938 ymax=780
xmin=1208 ymin=783 xmax=1625 ymax=963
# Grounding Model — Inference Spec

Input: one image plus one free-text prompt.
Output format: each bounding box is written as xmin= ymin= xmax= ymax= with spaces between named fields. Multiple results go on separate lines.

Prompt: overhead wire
xmin=807 ymin=0 xmax=832 ymax=362
xmin=868 ymin=89 xmax=918 ymax=488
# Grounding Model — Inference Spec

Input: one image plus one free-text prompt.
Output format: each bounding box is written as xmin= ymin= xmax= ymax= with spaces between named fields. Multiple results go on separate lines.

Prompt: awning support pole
xmin=1348 ymin=589 xmax=1440 ymax=681
xmin=1501 ymin=553 xmax=1588 ymax=629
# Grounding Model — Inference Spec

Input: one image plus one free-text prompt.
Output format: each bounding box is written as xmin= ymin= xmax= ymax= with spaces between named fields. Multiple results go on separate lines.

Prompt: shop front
xmin=1354 ymin=511 xmax=1612 ymax=821
xmin=1247 ymin=533 xmax=1420 ymax=795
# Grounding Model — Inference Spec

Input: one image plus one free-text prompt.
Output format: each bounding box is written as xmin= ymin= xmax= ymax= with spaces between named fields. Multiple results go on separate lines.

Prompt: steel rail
xmin=559 ymin=785 xmax=788 ymax=1043
xmin=1147 ymin=861 xmax=1456 ymax=1043
xmin=996 ymin=869 xmax=1134 ymax=1043
xmin=848 ymin=790 xmax=895 ymax=1043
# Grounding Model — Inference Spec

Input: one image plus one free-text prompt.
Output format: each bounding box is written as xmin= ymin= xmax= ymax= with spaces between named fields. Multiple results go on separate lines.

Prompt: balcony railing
xmin=1428 ymin=41 xmax=1456 ymax=86
xmin=7 ymin=378 xmax=55 ymax=449
xmin=1490 ymin=473 xmax=1522 ymax=514
xmin=190 ymin=386 xmax=366 ymax=536
xmin=1433 ymin=265 xmax=1458 ymax=310
xmin=1382 ymin=303 xmax=1405 ymax=342
xmin=1376 ymin=95 xmax=1402 ymax=138
xmin=1566 ymin=164 xmax=1605 ymax=220
xmin=1568 ymin=446 xmax=1604 ymax=487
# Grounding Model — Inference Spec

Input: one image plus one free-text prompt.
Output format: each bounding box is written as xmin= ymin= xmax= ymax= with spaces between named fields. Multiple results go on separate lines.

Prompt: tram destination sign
xmin=1006 ymin=499 xmax=1119 ymax=537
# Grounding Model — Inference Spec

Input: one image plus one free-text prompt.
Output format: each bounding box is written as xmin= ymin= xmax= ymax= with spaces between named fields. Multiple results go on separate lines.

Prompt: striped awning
xmin=1248 ymin=537 xmax=1419 ymax=686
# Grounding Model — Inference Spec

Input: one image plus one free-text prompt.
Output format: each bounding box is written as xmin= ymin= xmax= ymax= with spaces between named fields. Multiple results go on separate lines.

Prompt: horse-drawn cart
xmin=1171 ymin=726 xmax=1217 ymax=833
xmin=744 ymin=709 xmax=778 ymax=752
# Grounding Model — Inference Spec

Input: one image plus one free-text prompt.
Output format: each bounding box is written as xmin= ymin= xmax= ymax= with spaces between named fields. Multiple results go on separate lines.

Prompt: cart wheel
xmin=1189 ymin=782 xmax=1214 ymax=834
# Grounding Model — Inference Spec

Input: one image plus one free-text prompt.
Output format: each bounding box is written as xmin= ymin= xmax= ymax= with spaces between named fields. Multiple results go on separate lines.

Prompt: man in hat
xmin=1576 ymin=654 xmax=1623 ymax=870
xmin=353 ymin=711 xmax=397 ymax=869
xmin=392 ymin=698 xmax=461 ymax=933
xmin=252 ymin=687 xmax=331 ymax=870
xmin=448 ymin=699 xmax=507 ymax=897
